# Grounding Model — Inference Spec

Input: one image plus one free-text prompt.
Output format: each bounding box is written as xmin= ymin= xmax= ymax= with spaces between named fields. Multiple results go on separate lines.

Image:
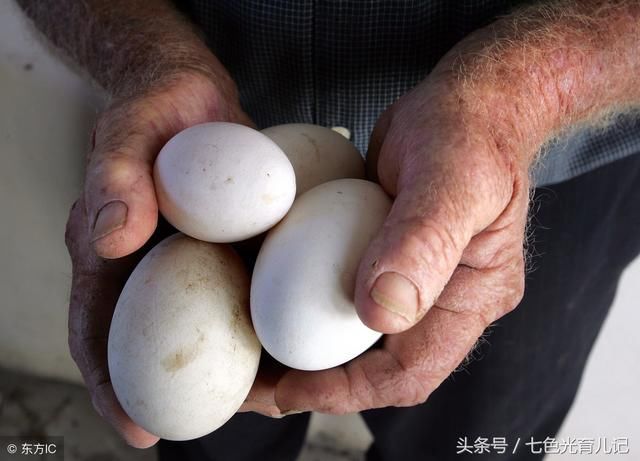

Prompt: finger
xmin=275 ymin=306 xmax=487 ymax=414
xmin=66 ymin=200 xmax=157 ymax=447
xmin=85 ymin=110 xmax=161 ymax=259
xmin=69 ymin=272 xmax=158 ymax=447
xmin=353 ymin=187 xmax=474 ymax=334
xmin=238 ymin=383 xmax=280 ymax=417
xmin=85 ymin=96 xmax=256 ymax=260
xmin=436 ymin=262 xmax=525 ymax=326
xmin=355 ymin=144 xmax=514 ymax=333
xmin=238 ymin=355 xmax=288 ymax=418
xmin=435 ymin=175 xmax=529 ymax=321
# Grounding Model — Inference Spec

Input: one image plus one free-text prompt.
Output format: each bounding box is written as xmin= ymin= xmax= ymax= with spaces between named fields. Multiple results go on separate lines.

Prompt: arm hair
xmin=438 ymin=0 xmax=640 ymax=160
xmin=16 ymin=0 xmax=232 ymax=100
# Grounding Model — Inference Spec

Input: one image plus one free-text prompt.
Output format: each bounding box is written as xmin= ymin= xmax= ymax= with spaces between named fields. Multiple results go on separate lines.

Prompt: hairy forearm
xmin=17 ymin=0 xmax=233 ymax=100
xmin=437 ymin=0 xmax=640 ymax=164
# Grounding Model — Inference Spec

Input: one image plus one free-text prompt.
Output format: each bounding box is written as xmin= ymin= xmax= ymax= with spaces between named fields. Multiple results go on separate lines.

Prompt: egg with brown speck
xmin=154 ymin=122 xmax=296 ymax=242
xmin=108 ymin=233 xmax=261 ymax=440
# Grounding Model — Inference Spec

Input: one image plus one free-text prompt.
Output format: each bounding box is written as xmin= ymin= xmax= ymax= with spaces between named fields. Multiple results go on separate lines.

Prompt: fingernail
xmin=370 ymin=272 xmax=419 ymax=323
xmin=91 ymin=201 xmax=128 ymax=243
xmin=281 ymin=410 xmax=304 ymax=416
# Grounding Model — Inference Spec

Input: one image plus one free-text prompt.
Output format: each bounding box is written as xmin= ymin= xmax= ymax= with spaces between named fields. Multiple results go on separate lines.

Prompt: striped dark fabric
xmin=175 ymin=0 xmax=640 ymax=186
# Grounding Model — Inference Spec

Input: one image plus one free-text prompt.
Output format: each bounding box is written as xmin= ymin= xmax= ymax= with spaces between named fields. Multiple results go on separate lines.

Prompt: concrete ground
xmin=0 ymin=368 xmax=154 ymax=461
xmin=0 ymin=367 xmax=371 ymax=461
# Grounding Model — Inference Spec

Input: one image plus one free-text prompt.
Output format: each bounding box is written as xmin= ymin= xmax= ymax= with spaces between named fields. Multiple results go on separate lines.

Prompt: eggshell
xmin=154 ymin=122 xmax=296 ymax=242
xmin=261 ymin=124 xmax=365 ymax=196
xmin=331 ymin=126 xmax=351 ymax=139
xmin=108 ymin=234 xmax=261 ymax=441
xmin=251 ymin=179 xmax=391 ymax=371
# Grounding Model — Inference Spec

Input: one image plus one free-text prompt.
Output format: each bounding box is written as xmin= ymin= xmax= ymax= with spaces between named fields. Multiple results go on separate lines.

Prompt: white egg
xmin=261 ymin=123 xmax=365 ymax=196
xmin=330 ymin=126 xmax=351 ymax=139
xmin=108 ymin=234 xmax=261 ymax=441
xmin=251 ymin=179 xmax=391 ymax=371
xmin=154 ymin=122 xmax=296 ymax=242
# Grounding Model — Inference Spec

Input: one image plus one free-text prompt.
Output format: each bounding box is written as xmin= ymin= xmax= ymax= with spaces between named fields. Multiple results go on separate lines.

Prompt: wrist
xmin=429 ymin=42 xmax=555 ymax=172
xmin=20 ymin=0 xmax=240 ymax=105
xmin=430 ymin=1 xmax=640 ymax=169
xmin=399 ymin=72 xmax=535 ymax=185
xmin=108 ymin=42 xmax=239 ymax=104
xmin=95 ymin=69 xmax=244 ymax=158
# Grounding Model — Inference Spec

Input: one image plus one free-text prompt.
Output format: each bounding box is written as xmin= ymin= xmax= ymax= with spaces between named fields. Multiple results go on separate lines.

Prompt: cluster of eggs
xmin=107 ymin=122 xmax=392 ymax=441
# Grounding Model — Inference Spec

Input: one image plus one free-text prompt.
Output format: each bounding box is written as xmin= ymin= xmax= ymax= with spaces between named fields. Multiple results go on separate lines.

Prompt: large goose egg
xmin=251 ymin=179 xmax=391 ymax=371
xmin=261 ymin=124 xmax=365 ymax=196
xmin=108 ymin=234 xmax=260 ymax=440
xmin=154 ymin=122 xmax=296 ymax=242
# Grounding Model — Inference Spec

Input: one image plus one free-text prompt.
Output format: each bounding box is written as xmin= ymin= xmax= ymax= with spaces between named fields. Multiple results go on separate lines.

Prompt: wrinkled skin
xmin=65 ymin=72 xmax=253 ymax=448
xmin=243 ymin=73 xmax=531 ymax=415
xmin=66 ymin=69 xmax=530 ymax=447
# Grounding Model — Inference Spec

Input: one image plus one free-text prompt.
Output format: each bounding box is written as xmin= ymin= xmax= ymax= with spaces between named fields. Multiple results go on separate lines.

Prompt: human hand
xmin=242 ymin=1 xmax=640 ymax=416
xmin=243 ymin=61 xmax=534 ymax=416
xmin=66 ymin=71 xmax=253 ymax=447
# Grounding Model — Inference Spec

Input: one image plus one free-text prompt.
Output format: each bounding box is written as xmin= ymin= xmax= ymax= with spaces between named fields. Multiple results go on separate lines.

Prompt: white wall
xmin=0 ymin=0 xmax=103 ymax=382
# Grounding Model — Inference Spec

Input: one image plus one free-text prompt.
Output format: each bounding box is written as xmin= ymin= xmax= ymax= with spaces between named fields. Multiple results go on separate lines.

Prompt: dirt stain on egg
xmin=262 ymin=193 xmax=275 ymax=204
xmin=161 ymin=333 xmax=205 ymax=373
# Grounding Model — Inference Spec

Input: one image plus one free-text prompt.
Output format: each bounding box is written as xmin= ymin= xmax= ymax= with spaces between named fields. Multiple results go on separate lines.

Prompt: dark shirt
xmin=176 ymin=0 xmax=640 ymax=186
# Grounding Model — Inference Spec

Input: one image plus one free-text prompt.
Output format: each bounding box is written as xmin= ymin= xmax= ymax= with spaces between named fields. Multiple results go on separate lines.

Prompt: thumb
xmin=84 ymin=79 xmax=257 ymax=259
xmin=354 ymin=190 xmax=471 ymax=334
xmin=355 ymin=151 xmax=511 ymax=334
xmin=85 ymin=119 xmax=161 ymax=259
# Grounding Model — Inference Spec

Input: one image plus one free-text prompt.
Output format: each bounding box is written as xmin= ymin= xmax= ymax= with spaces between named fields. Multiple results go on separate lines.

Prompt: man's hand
xmin=19 ymin=0 xmax=256 ymax=446
xmin=65 ymin=72 xmax=253 ymax=448
xmin=243 ymin=0 xmax=639 ymax=415
xmin=26 ymin=0 xmax=639 ymax=435
xmin=267 ymin=76 xmax=530 ymax=414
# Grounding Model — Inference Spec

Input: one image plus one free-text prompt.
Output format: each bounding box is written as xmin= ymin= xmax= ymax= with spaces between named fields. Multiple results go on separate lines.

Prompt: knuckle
xmin=344 ymin=364 xmax=377 ymax=411
xmin=395 ymin=375 xmax=429 ymax=407
xmin=345 ymin=351 xmax=409 ymax=411
xmin=415 ymin=216 xmax=460 ymax=257
xmin=390 ymin=215 xmax=462 ymax=279
xmin=91 ymin=109 xmax=151 ymax=167
xmin=366 ymin=350 xmax=431 ymax=409
xmin=94 ymin=100 xmax=139 ymax=139
xmin=392 ymin=361 xmax=431 ymax=407
xmin=85 ymin=151 xmax=151 ymax=204
xmin=89 ymin=149 xmax=141 ymax=176
xmin=91 ymin=111 xmax=124 ymax=161
xmin=417 ymin=222 xmax=462 ymax=278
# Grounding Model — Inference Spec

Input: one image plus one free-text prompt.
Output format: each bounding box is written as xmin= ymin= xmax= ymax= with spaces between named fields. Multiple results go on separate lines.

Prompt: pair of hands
xmin=65 ymin=62 xmax=530 ymax=448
